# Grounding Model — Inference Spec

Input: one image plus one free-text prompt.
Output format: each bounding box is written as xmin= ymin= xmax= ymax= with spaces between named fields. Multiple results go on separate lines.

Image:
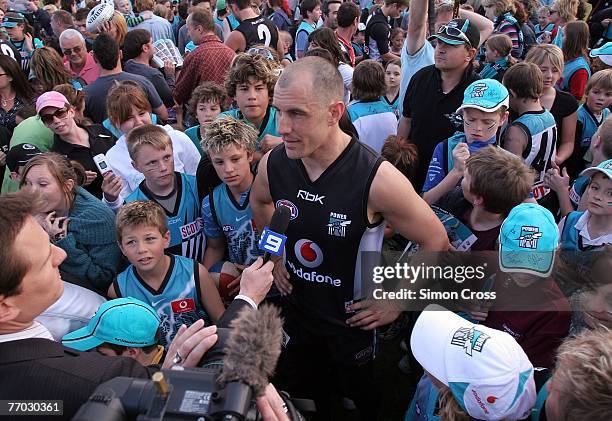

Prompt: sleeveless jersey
xmin=267 ymin=138 xmax=385 ymax=334
xmin=209 ymin=184 xmax=262 ymax=265
xmin=220 ymin=106 xmax=280 ymax=149
xmin=226 ymin=14 xmax=240 ymax=31
xmin=561 ymin=56 xmax=591 ymax=92
xmin=0 ymin=40 xmax=22 ymax=69
xmin=294 ymin=20 xmax=316 ymax=56
xmin=125 ymin=172 xmax=206 ymax=262
xmin=534 ymin=22 xmax=555 ymax=39
xmin=114 ymin=254 xmax=211 ymax=347
xmin=577 ymin=104 xmax=609 ymax=148
xmin=509 ymin=110 xmax=557 ymax=201
xmin=235 ymin=15 xmax=279 ymax=50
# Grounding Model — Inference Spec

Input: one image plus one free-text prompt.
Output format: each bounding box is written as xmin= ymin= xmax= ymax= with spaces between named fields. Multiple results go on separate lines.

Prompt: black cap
xmin=6 ymin=143 xmax=42 ymax=172
xmin=428 ymin=18 xmax=480 ymax=48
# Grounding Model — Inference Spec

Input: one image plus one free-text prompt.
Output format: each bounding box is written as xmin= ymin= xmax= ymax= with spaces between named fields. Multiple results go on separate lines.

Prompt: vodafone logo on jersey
xmin=294 ymin=239 xmax=323 ymax=268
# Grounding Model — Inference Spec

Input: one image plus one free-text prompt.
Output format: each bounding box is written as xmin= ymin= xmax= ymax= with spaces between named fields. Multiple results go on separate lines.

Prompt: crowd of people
xmin=0 ymin=0 xmax=611 ymax=419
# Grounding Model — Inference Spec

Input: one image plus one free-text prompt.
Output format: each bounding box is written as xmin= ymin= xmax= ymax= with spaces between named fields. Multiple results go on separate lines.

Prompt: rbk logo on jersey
xmin=297 ymin=190 xmax=325 ymax=204
xmin=171 ymin=298 xmax=196 ymax=314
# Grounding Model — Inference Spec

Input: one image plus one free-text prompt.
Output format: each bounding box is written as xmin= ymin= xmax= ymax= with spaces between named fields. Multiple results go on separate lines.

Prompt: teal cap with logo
xmin=580 ymin=159 xmax=612 ymax=181
xmin=457 ymin=79 xmax=509 ymax=113
xmin=590 ymin=42 xmax=612 ymax=66
xmin=62 ymin=298 xmax=161 ymax=351
xmin=499 ymin=203 xmax=559 ymax=278
xmin=1 ymin=13 xmax=25 ymax=28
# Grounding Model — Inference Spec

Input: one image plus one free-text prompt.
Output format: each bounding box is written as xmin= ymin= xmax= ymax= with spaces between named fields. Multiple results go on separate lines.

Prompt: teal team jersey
xmin=114 ymin=254 xmax=211 ymax=347
xmin=219 ymin=106 xmax=280 ymax=150
xmin=125 ymin=172 xmax=206 ymax=262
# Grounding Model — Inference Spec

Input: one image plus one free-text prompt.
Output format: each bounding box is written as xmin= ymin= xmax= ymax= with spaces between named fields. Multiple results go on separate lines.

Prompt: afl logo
xmin=276 ymin=199 xmax=298 ymax=220
xmin=295 ymin=239 xmax=323 ymax=268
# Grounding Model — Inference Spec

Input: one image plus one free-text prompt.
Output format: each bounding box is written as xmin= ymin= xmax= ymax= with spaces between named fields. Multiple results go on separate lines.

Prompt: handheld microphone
xmin=260 ymin=205 xmax=292 ymax=263
xmin=212 ymin=304 xmax=283 ymax=420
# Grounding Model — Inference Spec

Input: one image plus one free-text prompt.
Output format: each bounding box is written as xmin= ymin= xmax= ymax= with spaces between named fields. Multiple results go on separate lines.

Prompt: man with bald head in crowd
xmin=251 ymin=57 xmax=448 ymax=419
xmin=60 ymin=28 xmax=100 ymax=84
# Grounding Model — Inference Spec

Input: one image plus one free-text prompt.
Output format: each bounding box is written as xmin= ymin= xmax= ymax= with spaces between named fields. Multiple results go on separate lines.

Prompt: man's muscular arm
xmin=251 ymin=151 xmax=293 ymax=295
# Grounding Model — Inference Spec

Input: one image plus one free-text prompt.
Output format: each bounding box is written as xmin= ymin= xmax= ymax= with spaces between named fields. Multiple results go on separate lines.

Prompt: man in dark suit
xmin=0 ymin=190 xmax=276 ymax=419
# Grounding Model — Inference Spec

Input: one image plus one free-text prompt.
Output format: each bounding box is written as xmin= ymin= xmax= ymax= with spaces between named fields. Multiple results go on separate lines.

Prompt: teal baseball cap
xmin=217 ymin=0 xmax=226 ymax=10
xmin=499 ymin=203 xmax=559 ymax=278
xmin=590 ymin=42 xmax=612 ymax=66
xmin=580 ymin=159 xmax=612 ymax=181
xmin=1 ymin=13 xmax=25 ymax=28
xmin=457 ymin=79 xmax=509 ymax=113
xmin=62 ymin=298 xmax=161 ymax=351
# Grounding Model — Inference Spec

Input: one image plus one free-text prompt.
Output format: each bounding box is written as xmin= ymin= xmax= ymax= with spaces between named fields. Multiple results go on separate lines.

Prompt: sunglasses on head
xmin=437 ymin=24 xmax=472 ymax=47
xmin=40 ymin=107 xmax=69 ymax=125
xmin=62 ymin=45 xmax=82 ymax=56
xmin=247 ymin=47 xmax=274 ymax=61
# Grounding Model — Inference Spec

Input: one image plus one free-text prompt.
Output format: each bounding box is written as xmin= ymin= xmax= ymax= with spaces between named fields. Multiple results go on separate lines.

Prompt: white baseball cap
xmin=411 ymin=305 xmax=536 ymax=420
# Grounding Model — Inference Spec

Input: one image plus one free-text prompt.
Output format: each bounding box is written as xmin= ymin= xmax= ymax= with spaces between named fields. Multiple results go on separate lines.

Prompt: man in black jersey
xmin=224 ymin=0 xmax=284 ymax=57
xmin=251 ymin=57 xmax=448 ymax=419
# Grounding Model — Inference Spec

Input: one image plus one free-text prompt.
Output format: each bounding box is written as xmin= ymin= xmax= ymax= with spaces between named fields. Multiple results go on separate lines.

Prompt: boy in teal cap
xmin=484 ymin=203 xmax=571 ymax=368
xmin=423 ymin=79 xmax=509 ymax=205
xmin=558 ymin=159 xmax=612 ymax=251
xmin=62 ymin=298 xmax=164 ymax=366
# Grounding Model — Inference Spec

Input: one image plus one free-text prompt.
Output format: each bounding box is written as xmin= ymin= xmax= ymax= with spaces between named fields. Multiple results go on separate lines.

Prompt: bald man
xmin=251 ymin=57 xmax=448 ymax=419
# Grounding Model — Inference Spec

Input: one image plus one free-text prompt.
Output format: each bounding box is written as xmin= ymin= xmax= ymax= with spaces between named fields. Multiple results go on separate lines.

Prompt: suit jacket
xmin=0 ymin=338 xmax=152 ymax=420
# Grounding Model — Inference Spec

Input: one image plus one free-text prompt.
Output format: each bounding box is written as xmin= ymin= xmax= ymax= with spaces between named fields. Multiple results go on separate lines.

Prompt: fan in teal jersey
xmin=109 ymin=200 xmax=225 ymax=348
xmin=220 ymin=53 xmax=282 ymax=160
xmin=201 ymin=116 xmax=264 ymax=298
xmin=123 ymin=125 xmax=207 ymax=262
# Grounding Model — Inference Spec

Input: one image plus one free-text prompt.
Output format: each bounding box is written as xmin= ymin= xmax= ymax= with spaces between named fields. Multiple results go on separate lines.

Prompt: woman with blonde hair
xmin=30 ymin=47 xmax=87 ymax=95
xmin=19 ymin=152 xmax=122 ymax=292
xmin=549 ymin=0 xmax=579 ymax=47
xmin=525 ymin=44 xmax=577 ymax=167
xmin=561 ymin=20 xmax=591 ymax=100
xmin=483 ymin=0 xmax=525 ymax=57
xmin=98 ymin=11 xmax=128 ymax=47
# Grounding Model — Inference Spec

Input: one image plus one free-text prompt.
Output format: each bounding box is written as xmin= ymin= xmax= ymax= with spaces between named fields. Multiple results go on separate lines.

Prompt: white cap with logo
xmin=410 ymin=304 xmax=536 ymax=420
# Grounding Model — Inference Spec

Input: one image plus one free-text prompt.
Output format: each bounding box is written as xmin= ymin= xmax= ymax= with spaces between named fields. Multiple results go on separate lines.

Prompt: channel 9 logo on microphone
xmin=259 ymin=228 xmax=287 ymax=256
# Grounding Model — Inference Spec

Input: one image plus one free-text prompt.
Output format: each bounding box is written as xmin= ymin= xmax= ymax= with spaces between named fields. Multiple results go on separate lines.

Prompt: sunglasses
xmin=40 ymin=107 xmax=69 ymax=125
xmin=247 ymin=47 xmax=274 ymax=61
xmin=62 ymin=45 xmax=82 ymax=56
xmin=437 ymin=24 xmax=472 ymax=47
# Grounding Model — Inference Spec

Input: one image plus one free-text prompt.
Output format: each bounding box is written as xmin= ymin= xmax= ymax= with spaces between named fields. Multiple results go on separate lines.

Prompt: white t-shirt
xmin=338 ymin=62 xmax=354 ymax=104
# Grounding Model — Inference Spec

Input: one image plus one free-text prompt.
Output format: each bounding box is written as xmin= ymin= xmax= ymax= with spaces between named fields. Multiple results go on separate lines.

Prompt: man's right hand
xmin=238 ymin=257 xmax=275 ymax=305
xmin=162 ymin=320 xmax=218 ymax=368
xmin=101 ymin=172 xmax=122 ymax=203
xmin=272 ymin=258 xmax=292 ymax=296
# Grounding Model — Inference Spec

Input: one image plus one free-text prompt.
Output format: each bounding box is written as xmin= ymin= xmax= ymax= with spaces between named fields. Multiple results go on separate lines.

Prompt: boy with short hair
xmin=575 ymin=69 xmax=612 ymax=167
xmin=558 ymin=159 xmax=612 ymax=250
xmin=503 ymin=62 xmax=557 ymax=204
xmin=436 ymin=146 xmax=534 ymax=251
xmin=347 ymin=59 xmax=397 ymax=153
xmin=62 ymin=297 xmax=165 ymax=366
xmin=109 ymin=200 xmax=224 ymax=347
xmin=185 ymin=82 xmax=228 ymax=155
xmin=201 ymin=116 xmax=263 ymax=300
xmin=123 ymin=124 xmax=206 ymax=262
xmin=422 ymin=79 xmax=509 ymax=205
xmin=221 ymin=53 xmax=282 ymax=156
xmin=546 ymin=115 xmax=612 ymax=215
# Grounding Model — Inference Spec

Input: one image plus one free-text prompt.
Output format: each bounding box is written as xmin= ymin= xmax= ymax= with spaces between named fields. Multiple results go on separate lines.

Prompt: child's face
xmin=391 ymin=32 xmax=405 ymax=50
xmin=118 ymin=106 xmax=153 ymax=135
xmin=119 ymin=224 xmax=170 ymax=273
xmin=115 ymin=0 xmax=131 ymax=14
xmin=586 ymin=173 xmax=612 ymax=216
xmin=133 ymin=144 xmax=175 ymax=191
xmin=537 ymin=13 xmax=549 ymax=28
xmin=354 ymin=32 xmax=365 ymax=45
xmin=484 ymin=44 xmax=501 ymax=63
xmin=235 ymin=77 xmax=269 ymax=124
xmin=209 ymin=144 xmax=254 ymax=189
xmin=462 ymin=107 xmax=506 ymax=142
xmin=461 ymin=167 xmax=476 ymax=204
xmin=586 ymin=85 xmax=612 ymax=113
xmin=22 ymin=164 xmax=70 ymax=214
xmin=536 ymin=57 xmax=561 ymax=89
xmin=196 ymin=100 xmax=222 ymax=126
xmin=385 ymin=63 xmax=401 ymax=89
